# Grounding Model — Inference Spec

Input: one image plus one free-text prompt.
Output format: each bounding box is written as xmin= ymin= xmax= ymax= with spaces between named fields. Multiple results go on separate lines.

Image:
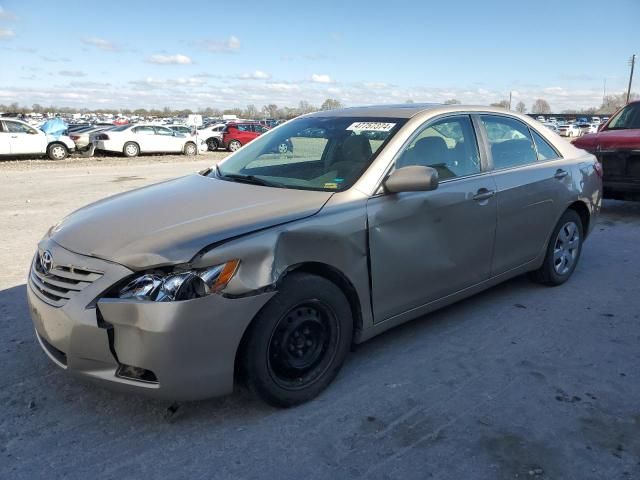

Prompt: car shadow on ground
xmin=1 ymin=272 xmax=540 ymax=424
xmin=600 ymin=199 xmax=640 ymax=224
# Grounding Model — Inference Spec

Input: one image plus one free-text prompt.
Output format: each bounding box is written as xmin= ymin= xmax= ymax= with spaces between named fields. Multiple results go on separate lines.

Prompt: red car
xmin=222 ymin=122 xmax=268 ymax=152
xmin=574 ymin=100 xmax=640 ymax=200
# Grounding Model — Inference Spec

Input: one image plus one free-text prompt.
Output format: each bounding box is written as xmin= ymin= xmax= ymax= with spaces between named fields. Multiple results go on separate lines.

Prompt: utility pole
xmin=508 ymin=91 xmax=512 ymax=110
xmin=627 ymin=54 xmax=636 ymax=104
xmin=602 ymin=78 xmax=606 ymax=107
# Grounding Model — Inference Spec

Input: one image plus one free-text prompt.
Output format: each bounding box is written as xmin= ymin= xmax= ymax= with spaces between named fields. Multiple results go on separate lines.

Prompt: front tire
xmin=241 ymin=272 xmax=353 ymax=407
xmin=530 ymin=209 xmax=583 ymax=286
xmin=228 ymin=140 xmax=242 ymax=152
xmin=123 ymin=142 xmax=139 ymax=157
xmin=47 ymin=143 xmax=68 ymax=160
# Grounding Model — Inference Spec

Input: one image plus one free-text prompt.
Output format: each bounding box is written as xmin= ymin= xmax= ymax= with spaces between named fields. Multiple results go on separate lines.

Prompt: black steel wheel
xmin=241 ymin=272 xmax=353 ymax=407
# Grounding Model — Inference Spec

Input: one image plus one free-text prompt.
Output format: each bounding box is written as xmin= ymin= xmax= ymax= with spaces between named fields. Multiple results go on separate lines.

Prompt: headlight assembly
xmin=117 ymin=260 xmax=240 ymax=302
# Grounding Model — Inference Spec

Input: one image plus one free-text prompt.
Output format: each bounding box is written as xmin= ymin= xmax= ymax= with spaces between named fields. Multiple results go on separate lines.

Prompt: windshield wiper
xmin=217 ymin=170 xmax=286 ymax=188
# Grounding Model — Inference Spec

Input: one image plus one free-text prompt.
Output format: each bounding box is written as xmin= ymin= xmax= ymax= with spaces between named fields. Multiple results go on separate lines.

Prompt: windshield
xmin=606 ymin=103 xmax=640 ymax=130
xmin=211 ymin=116 xmax=407 ymax=191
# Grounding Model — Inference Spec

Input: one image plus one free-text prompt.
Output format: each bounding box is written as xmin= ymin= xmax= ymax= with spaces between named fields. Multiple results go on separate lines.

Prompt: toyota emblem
xmin=40 ymin=250 xmax=53 ymax=274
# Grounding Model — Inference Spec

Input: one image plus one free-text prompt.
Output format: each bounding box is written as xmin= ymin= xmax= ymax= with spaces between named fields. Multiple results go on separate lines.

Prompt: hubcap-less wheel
xmin=267 ymin=301 xmax=339 ymax=390
xmin=229 ymin=140 xmax=241 ymax=152
xmin=553 ymin=221 xmax=580 ymax=275
xmin=207 ymin=139 xmax=218 ymax=151
xmin=51 ymin=145 xmax=66 ymax=159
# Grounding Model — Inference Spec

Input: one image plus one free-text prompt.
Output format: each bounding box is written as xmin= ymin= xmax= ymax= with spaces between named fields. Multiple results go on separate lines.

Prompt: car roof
xmin=309 ymin=103 xmax=442 ymax=119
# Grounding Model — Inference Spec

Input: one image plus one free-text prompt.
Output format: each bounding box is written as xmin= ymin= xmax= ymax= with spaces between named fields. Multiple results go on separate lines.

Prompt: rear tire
xmin=530 ymin=209 xmax=583 ymax=286
xmin=241 ymin=272 xmax=353 ymax=407
xmin=184 ymin=142 xmax=197 ymax=156
xmin=47 ymin=143 xmax=68 ymax=160
xmin=206 ymin=138 xmax=219 ymax=151
xmin=123 ymin=142 xmax=139 ymax=157
xmin=228 ymin=140 xmax=242 ymax=152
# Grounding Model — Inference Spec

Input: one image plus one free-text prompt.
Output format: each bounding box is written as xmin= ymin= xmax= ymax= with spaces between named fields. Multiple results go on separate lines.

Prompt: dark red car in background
xmin=222 ymin=121 xmax=293 ymax=154
xmin=574 ymin=100 xmax=640 ymax=200
xmin=222 ymin=122 xmax=268 ymax=152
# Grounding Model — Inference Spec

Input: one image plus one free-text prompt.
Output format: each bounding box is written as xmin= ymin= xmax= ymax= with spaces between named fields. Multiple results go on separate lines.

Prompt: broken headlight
xmin=118 ymin=260 xmax=240 ymax=302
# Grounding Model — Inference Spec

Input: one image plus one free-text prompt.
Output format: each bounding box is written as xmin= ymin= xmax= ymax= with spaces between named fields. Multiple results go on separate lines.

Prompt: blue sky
xmin=0 ymin=0 xmax=638 ymax=111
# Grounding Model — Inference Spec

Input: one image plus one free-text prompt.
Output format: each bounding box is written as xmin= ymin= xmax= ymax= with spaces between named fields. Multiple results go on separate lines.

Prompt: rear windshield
xmin=211 ymin=116 xmax=407 ymax=191
xmin=606 ymin=103 xmax=640 ymax=130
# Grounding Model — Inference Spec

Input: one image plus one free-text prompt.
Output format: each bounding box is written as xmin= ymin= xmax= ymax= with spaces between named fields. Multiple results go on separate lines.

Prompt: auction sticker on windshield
xmin=346 ymin=122 xmax=396 ymax=132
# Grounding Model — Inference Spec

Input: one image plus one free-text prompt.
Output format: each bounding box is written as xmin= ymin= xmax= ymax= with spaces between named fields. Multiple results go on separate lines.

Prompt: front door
xmin=367 ymin=114 xmax=497 ymax=322
xmin=5 ymin=120 xmax=46 ymax=154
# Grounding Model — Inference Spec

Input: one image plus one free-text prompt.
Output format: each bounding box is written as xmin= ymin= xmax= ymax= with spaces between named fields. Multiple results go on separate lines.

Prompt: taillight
xmin=593 ymin=161 xmax=603 ymax=177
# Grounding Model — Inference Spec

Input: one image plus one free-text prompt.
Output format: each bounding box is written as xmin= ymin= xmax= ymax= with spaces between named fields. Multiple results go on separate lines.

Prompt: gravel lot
xmin=1 ymin=155 xmax=639 ymax=479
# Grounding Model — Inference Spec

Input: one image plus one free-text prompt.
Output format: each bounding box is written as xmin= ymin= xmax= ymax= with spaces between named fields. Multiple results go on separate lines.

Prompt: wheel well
xmin=233 ymin=262 xmax=363 ymax=381
xmin=48 ymin=141 xmax=68 ymax=151
xmin=123 ymin=141 xmax=139 ymax=149
xmin=567 ymin=201 xmax=590 ymax=236
xmin=284 ymin=262 xmax=363 ymax=336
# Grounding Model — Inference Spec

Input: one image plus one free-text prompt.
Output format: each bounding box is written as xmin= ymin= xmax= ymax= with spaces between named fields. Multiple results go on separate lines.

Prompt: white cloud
xmin=311 ymin=73 xmax=334 ymax=84
xmin=0 ymin=7 xmax=16 ymax=20
xmin=58 ymin=70 xmax=87 ymax=77
xmin=81 ymin=37 xmax=118 ymax=51
xmin=239 ymin=70 xmax=271 ymax=80
xmin=0 ymin=28 xmax=15 ymax=39
xmin=147 ymin=54 xmax=193 ymax=65
xmin=200 ymin=35 xmax=240 ymax=53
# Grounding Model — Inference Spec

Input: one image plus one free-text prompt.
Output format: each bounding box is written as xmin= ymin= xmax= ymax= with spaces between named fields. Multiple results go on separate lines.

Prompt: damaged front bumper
xmin=27 ymin=239 xmax=274 ymax=401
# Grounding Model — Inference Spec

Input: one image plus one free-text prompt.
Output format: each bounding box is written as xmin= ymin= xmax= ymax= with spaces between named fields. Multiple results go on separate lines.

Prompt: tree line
xmin=1 ymin=92 xmax=637 ymax=118
xmin=0 ymin=99 xmax=344 ymax=119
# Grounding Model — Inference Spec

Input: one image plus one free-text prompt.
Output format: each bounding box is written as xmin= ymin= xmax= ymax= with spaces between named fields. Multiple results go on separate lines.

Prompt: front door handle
xmin=554 ymin=169 xmax=569 ymax=179
xmin=473 ymin=188 xmax=495 ymax=201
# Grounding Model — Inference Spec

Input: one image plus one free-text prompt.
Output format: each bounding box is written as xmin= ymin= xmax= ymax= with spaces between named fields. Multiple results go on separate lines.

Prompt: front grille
xmin=29 ymin=253 xmax=103 ymax=307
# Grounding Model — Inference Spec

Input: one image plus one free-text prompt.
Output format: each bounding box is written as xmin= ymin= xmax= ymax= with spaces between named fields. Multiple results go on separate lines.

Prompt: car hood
xmin=50 ymin=174 xmax=333 ymax=269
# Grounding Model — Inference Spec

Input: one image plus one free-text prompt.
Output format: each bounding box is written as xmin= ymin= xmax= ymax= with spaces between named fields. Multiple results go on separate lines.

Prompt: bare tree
xmin=490 ymin=100 xmax=510 ymax=109
xmin=320 ymin=98 xmax=343 ymax=111
xmin=598 ymin=92 xmax=639 ymax=114
xmin=298 ymin=100 xmax=316 ymax=115
xmin=443 ymin=98 xmax=461 ymax=105
xmin=515 ymin=101 xmax=526 ymax=113
xmin=244 ymin=104 xmax=259 ymax=119
xmin=262 ymin=104 xmax=279 ymax=118
xmin=531 ymin=99 xmax=551 ymax=114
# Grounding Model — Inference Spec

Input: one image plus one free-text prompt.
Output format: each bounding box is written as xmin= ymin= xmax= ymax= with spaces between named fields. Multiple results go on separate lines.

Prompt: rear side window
xmin=133 ymin=126 xmax=155 ymax=135
xmin=480 ymin=115 xmax=537 ymax=170
xmin=530 ymin=129 xmax=561 ymax=161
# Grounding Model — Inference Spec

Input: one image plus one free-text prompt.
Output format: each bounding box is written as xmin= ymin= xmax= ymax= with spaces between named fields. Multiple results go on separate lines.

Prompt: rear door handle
xmin=473 ymin=188 xmax=495 ymax=201
xmin=554 ymin=169 xmax=569 ymax=179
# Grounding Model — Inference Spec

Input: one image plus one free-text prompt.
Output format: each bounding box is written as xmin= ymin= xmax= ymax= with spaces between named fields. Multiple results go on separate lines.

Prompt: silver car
xmin=27 ymin=105 xmax=602 ymax=407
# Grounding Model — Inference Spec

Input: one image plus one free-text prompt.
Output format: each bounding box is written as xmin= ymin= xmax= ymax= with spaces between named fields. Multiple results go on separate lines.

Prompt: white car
xmin=196 ymin=123 xmax=226 ymax=151
xmin=93 ymin=124 xmax=207 ymax=157
xmin=557 ymin=123 xmax=581 ymax=138
xmin=542 ymin=122 xmax=559 ymax=133
xmin=0 ymin=118 xmax=75 ymax=160
xmin=591 ymin=116 xmax=601 ymax=125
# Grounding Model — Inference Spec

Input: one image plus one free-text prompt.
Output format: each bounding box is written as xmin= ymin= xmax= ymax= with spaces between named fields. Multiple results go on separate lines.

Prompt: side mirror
xmin=384 ymin=165 xmax=439 ymax=193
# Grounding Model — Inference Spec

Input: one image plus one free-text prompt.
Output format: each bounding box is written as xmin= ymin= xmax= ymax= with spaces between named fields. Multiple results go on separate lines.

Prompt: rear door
xmin=478 ymin=114 xmax=575 ymax=275
xmin=367 ymin=114 xmax=498 ymax=321
xmin=132 ymin=125 xmax=156 ymax=152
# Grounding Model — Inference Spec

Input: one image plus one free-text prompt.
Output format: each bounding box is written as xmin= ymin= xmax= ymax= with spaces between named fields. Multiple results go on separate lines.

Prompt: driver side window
xmin=396 ymin=115 xmax=481 ymax=180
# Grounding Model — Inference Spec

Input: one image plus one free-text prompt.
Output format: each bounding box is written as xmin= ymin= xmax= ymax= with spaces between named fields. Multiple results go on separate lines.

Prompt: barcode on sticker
xmin=346 ymin=122 xmax=396 ymax=132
